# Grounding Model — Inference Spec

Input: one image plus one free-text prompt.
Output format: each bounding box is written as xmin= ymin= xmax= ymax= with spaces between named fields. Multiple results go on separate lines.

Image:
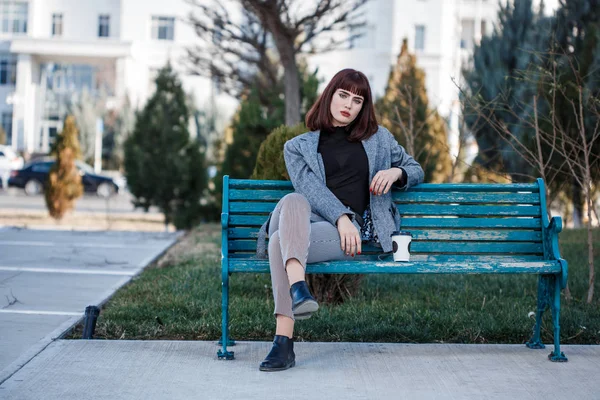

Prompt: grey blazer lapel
xmin=299 ymin=130 xmax=325 ymax=182
xmin=362 ymin=133 xmax=378 ymax=180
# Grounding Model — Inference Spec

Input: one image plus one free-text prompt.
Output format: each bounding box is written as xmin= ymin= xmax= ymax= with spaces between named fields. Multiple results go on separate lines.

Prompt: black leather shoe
xmin=290 ymin=281 xmax=319 ymax=320
xmin=259 ymin=335 xmax=295 ymax=372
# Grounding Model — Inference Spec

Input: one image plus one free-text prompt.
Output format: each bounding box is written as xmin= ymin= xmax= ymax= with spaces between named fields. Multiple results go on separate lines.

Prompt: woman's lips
xmin=340 ymin=111 xmax=350 ymax=117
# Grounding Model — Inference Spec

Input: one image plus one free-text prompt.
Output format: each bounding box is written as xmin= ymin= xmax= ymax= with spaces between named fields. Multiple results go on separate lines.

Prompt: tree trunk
xmin=261 ymin=11 xmax=301 ymax=126
xmin=282 ymin=61 xmax=301 ymax=126
xmin=586 ymin=188 xmax=595 ymax=304
xmin=572 ymin=180 xmax=583 ymax=228
xmin=307 ymin=274 xmax=364 ymax=304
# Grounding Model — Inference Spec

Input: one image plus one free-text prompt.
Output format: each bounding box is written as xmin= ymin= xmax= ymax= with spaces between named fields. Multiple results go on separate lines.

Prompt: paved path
xmin=0 ymin=341 xmax=598 ymax=399
xmin=0 ymin=228 xmax=180 ymax=383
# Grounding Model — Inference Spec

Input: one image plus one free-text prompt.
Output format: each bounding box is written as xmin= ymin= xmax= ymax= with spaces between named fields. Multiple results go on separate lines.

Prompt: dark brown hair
xmin=305 ymin=68 xmax=378 ymax=141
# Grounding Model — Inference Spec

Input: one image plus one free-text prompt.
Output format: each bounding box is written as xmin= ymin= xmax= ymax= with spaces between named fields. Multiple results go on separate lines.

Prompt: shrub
xmin=45 ymin=115 xmax=84 ymax=219
xmin=251 ymin=123 xmax=307 ymax=180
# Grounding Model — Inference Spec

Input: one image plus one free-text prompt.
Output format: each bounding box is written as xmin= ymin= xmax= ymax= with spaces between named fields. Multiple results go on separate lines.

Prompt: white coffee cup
xmin=391 ymin=231 xmax=412 ymax=262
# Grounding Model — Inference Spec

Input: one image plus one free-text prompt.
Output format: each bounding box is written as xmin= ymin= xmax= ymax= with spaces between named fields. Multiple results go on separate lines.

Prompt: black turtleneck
xmin=317 ymin=126 xmax=370 ymax=216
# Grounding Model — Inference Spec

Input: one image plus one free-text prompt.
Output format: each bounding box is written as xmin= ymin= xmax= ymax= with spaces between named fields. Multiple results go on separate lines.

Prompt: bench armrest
xmin=547 ymin=216 xmax=562 ymax=234
xmin=221 ymin=212 xmax=229 ymax=229
xmin=544 ymin=216 xmax=568 ymax=289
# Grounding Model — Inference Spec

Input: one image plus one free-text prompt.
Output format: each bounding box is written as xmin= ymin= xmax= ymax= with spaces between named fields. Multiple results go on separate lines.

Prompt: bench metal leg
xmin=548 ymin=276 xmax=568 ymax=362
xmin=526 ymin=275 xmax=550 ymax=350
xmin=217 ymin=273 xmax=235 ymax=360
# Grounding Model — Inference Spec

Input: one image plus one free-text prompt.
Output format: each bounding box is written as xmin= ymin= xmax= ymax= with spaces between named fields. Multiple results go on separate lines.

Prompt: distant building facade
xmin=1 ymin=0 xmax=557 ymax=161
xmin=1 ymin=0 xmax=235 ymax=157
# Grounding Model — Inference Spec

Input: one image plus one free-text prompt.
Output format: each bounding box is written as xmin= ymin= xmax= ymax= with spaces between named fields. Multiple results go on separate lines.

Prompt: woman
xmin=258 ymin=68 xmax=424 ymax=372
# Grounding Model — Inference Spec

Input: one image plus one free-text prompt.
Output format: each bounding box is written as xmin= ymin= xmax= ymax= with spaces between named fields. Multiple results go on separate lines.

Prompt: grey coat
xmin=256 ymin=125 xmax=424 ymax=257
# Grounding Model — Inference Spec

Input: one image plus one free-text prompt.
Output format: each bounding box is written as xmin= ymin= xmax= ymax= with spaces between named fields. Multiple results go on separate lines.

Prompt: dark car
xmin=8 ymin=159 xmax=120 ymax=197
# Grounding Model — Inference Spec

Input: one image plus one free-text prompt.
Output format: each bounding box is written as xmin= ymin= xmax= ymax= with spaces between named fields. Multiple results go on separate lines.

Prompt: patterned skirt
xmin=359 ymin=206 xmax=379 ymax=243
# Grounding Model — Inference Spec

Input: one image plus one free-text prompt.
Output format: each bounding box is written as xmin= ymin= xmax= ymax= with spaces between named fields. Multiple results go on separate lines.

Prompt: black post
xmin=82 ymin=305 xmax=100 ymax=339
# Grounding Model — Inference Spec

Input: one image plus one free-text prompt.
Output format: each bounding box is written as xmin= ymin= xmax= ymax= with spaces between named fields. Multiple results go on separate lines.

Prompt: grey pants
xmin=268 ymin=193 xmax=358 ymax=320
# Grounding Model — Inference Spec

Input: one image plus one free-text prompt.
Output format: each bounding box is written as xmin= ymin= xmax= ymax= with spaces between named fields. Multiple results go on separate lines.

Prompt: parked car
xmin=0 ymin=145 xmax=24 ymax=188
xmin=8 ymin=158 xmax=119 ymax=197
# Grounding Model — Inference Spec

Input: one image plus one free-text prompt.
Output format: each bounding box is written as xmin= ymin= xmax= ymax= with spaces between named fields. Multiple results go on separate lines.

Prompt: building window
xmin=415 ymin=25 xmax=426 ymax=51
xmin=0 ymin=1 xmax=28 ymax=34
xmin=151 ymin=16 xmax=175 ymax=41
xmin=52 ymin=13 xmax=63 ymax=37
xmin=98 ymin=14 xmax=110 ymax=37
xmin=0 ymin=53 xmax=17 ymax=85
xmin=1 ymin=111 xmax=12 ymax=145
xmin=460 ymin=19 xmax=475 ymax=49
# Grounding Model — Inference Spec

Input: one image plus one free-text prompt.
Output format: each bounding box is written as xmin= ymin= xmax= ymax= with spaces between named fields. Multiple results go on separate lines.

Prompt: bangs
xmin=338 ymin=74 xmax=370 ymax=100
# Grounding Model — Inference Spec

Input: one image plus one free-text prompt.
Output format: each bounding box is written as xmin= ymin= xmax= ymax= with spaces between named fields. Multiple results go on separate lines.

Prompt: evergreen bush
xmin=251 ymin=123 xmax=307 ymax=180
xmin=376 ymin=39 xmax=452 ymax=183
xmin=124 ymin=64 xmax=208 ymax=230
xmin=44 ymin=115 xmax=84 ymax=219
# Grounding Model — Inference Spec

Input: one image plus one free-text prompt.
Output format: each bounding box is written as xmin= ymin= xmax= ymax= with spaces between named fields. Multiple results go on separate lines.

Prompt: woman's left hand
xmin=370 ymin=168 xmax=403 ymax=196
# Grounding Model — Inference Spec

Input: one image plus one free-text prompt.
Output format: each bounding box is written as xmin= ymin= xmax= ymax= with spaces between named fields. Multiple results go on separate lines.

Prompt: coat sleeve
xmin=284 ymin=138 xmax=352 ymax=226
xmin=384 ymin=128 xmax=425 ymax=190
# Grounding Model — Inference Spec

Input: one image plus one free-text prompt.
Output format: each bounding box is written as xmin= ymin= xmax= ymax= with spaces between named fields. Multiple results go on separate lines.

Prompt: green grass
xmin=66 ymin=225 xmax=600 ymax=344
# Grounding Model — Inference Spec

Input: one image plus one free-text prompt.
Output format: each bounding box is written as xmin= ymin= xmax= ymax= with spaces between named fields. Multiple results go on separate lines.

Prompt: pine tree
xmin=461 ymin=0 xmax=553 ymax=180
xmin=376 ymin=39 xmax=452 ymax=183
xmin=210 ymin=63 xmax=320 ymax=213
xmin=44 ymin=115 xmax=84 ymax=219
xmin=124 ymin=63 xmax=208 ymax=230
xmin=220 ymin=63 xmax=319 ymax=180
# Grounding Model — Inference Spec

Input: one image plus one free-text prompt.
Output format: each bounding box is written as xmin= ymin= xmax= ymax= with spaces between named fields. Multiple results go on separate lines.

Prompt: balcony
xmin=9 ymin=37 xmax=132 ymax=61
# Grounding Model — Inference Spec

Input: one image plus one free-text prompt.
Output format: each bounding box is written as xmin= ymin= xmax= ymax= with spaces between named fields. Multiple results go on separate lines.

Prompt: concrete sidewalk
xmin=0 ymin=340 xmax=598 ymax=399
xmin=0 ymin=229 xmax=181 ymax=385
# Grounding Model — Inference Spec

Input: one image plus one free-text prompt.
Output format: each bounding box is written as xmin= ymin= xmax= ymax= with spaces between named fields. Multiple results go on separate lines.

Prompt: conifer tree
xmin=461 ymin=0 xmax=553 ymax=180
xmin=220 ymin=64 xmax=319 ymax=180
xmin=376 ymin=39 xmax=452 ymax=183
xmin=44 ymin=115 xmax=84 ymax=219
xmin=210 ymin=64 xmax=320 ymax=211
xmin=124 ymin=64 xmax=208 ymax=230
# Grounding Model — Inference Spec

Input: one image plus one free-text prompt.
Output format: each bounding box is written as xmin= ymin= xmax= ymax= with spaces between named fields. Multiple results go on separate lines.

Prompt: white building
xmin=1 ymin=0 xmax=558 ymax=160
xmin=1 ymin=0 xmax=235 ymax=157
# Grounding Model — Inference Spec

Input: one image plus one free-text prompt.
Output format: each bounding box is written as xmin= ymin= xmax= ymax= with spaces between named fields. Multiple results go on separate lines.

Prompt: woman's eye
xmin=339 ymin=93 xmax=347 ymax=98
xmin=354 ymin=99 xmax=362 ymax=104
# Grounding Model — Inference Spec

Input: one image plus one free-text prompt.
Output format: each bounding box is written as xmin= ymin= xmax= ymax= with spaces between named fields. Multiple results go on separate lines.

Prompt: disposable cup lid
xmin=391 ymin=231 xmax=412 ymax=237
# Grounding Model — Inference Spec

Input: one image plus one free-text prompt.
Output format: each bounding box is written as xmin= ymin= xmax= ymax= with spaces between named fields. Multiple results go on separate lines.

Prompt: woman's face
xmin=330 ymin=88 xmax=364 ymax=127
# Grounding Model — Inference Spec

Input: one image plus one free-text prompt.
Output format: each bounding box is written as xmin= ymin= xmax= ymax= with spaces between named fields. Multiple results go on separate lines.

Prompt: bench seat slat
xmin=229 ymin=203 xmax=542 ymax=216
xmin=228 ymin=241 xmax=543 ymax=254
xmin=228 ymin=260 xmax=560 ymax=274
xmin=393 ymin=193 xmax=540 ymax=204
xmin=228 ymin=228 xmax=542 ymax=242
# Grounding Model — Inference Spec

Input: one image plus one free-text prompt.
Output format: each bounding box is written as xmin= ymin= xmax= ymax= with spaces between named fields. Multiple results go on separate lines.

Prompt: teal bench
xmin=218 ymin=176 xmax=568 ymax=362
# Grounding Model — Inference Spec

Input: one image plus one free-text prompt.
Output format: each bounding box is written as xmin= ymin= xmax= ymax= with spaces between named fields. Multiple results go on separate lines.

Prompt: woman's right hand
xmin=336 ymin=215 xmax=362 ymax=256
